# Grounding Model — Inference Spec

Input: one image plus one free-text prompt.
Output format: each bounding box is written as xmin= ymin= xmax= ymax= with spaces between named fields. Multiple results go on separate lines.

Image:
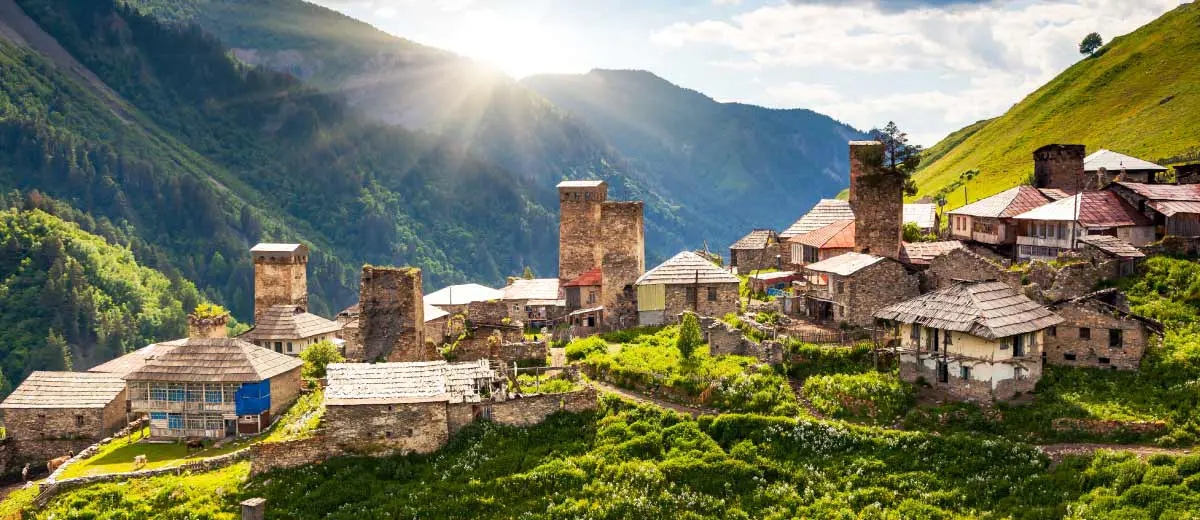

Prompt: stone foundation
xmin=490 ymin=387 xmax=599 ymax=427
xmin=325 ymin=401 xmax=448 ymax=454
xmin=249 ymin=435 xmax=344 ymax=476
xmin=700 ymin=317 xmax=784 ymax=364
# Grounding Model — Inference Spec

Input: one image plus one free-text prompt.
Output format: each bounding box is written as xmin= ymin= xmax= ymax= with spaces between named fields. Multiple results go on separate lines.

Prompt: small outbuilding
xmin=1045 ymin=289 xmax=1162 ymax=371
xmin=729 ymin=229 xmax=780 ymax=274
xmin=0 ymin=371 xmax=128 ymax=442
xmin=635 ymin=251 xmax=741 ymax=325
xmin=801 ymin=252 xmax=917 ymax=327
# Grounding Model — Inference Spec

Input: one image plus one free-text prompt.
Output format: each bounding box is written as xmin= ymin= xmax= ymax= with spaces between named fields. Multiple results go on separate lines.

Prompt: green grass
xmin=34 ymin=461 xmax=249 ymax=519
xmin=58 ymin=427 xmax=251 ymax=479
xmin=912 ymin=2 xmax=1200 ymax=207
xmin=803 ymin=371 xmax=915 ymax=425
xmin=260 ymin=387 xmax=324 ymax=444
xmin=0 ymin=483 xmax=39 ymax=518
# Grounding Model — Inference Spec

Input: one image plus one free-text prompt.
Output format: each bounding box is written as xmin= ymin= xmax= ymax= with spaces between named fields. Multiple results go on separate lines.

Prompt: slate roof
xmin=1115 ymin=182 xmax=1200 ymax=201
xmin=730 ymin=229 xmax=778 ymax=250
xmin=792 ymin=220 xmax=855 ymax=249
xmin=250 ymin=243 xmax=307 ymax=254
xmin=803 ymin=252 xmax=885 ymax=277
xmin=241 ymin=305 xmax=340 ymax=341
xmin=556 ymin=180 xmax=606 ymax=188
xmin=1085 ymin=149 xmax=1166 ymax=172
xmin=874 ymin=281 xmax=1062 ymax=340
xmin=324 ymin=360 xmax=493 ymax=405
xmin=904 ymin=204 xmax=937 ymax=230
xmin=88 ymin=342 xmax=175 ymax=376
xmin=1013 ymin=191 xmax=1152 ymax=227
xmin=503 ymin=279 xmax=561 ymax=301
xmin=948 ymin=186 xmax=1053 ymax=218
xmin=425 ymin=283 xmax=503 ymax=306
xmin=122 ymin=338 xmax=303 ymax=383
xmin=636 ymin=251 xmax=740 ymax=286
xmin=899 ymin=241 xmax=967 ymax=266
xmin=780 ymin=199 xmax=855 ymax=238
xmin=0 ymin=372 xmax=126 ymax=409
xmin=563 ymin=268 xmax=603 ymax=287
xmin=1077 ymin=235 xmax=1145 ymax=259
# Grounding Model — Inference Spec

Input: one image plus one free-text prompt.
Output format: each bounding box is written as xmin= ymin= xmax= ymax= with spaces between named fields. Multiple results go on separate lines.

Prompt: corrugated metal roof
xmin=503 ymin=279 xmax=561 ymax=301
xmin=563 ymin=268 xmax=602 ymax=287
xmin=780 ymin=199 xmax=855 ymax=238
xmin=241 ymin=305 xmax=340 ymax=341
xmin=556 ymin=180 xmax=606 ymax=188
xmin=899 ymin=241 xmax=966 ymax=265
xmin=1148 ymin=200 xmax=1200 ymax=217
xmin=1078 ymin=235 xmax=1145 ymax=259
xmin=1085 ymin=149 xmax=1166 ymax=172
xmin=904 ymin=204 xmax=937 ymax=229
xmin=636 ymin=251 xmax=740 ymax=286
xmin=325 ymin=360 xmax=493 ymax=405
xmin=792 ymin=220 xmax=854 ymax=249
xmin=425 ymin=284 xmax=503 ymax=306
xmin=1014 ymin=192 xmax=1151 ymax=227
xmin=803 ymin=252 xmax=885 ymax=277
xmin=122 ymin=338 xmax=303 ymax=383
xmin=949 ymin=186 xmax=1053 ymax=218
xmin=730 ymin=229 xmax=778 ymax=250
xmin=1117 ymin=182 xmax=1200 ymax=201
xmin=1039 ymin=188 xmax=1071 ymax=201
xmin=0 ymin=372 xmax=125 ymax=409
xmin=874 ymin=281 xmax=1062 ymax=340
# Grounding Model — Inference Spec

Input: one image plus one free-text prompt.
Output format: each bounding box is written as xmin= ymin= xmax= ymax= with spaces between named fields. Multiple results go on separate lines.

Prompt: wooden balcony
xmin=1016 ymin=235 xmax=1072 ymax=249
xmin=131 ymin=400 xmax=236 ymax=414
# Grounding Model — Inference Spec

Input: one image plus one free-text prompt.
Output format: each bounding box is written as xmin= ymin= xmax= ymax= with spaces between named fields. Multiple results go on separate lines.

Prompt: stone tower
xmin=1033 ymin=144 xmax=1088 ymax=193
xmin=359 ymin=265 xmax=435 ymax=362
xmin=848 ymin=141 xmax=902 ymax=260
xmin=599 ymin=201 xmax=645 ymax=326
xmin=558 ymin=180 xmax=608 ymax=282
xmin=251 ymin=243 xmax=309 ymax=323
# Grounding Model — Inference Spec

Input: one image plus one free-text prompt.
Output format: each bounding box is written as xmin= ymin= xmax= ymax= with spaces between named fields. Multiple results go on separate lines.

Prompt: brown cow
xmin=46 ymin=450 xmax=74 ymax=473
xmin=185 ymin=439 xmax=204 ymax=452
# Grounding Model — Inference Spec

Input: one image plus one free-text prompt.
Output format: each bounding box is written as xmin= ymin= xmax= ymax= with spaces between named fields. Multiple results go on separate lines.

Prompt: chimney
xmin=251 ymin=243 xmax=310 ymax=323
xmin=187 ymin=304 xmax=230 ymax=339
xmin=240 ymin=498 xmax=266 ymax=520
xmin=1032 ymin=144 xmax=1086 ymax=193
xmin=848 ymin=141 xmax=902 ymax=260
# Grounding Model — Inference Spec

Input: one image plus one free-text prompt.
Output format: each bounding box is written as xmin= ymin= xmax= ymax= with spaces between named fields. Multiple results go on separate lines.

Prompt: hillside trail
xmin=1035 ymin=443 xmax=1195 ymax=465
xmin=592 ymin=381 xmax=714 ymax=418
xmin=787 ymin=377 xmax=828 ymax=420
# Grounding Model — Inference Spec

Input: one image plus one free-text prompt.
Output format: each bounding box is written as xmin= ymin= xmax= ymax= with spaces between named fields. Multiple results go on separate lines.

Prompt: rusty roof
xmin=1077 ymin=235 xmax=1145 ymax=259
xmin=1013 ymin=191 xmax=1152 ymax=227
xmin=1115 ymin=182 xmax=1200 ymax=201
xmin=730 ymin=229 xmax=778 ymax=250
xmin=875 ymin=281 xmax=1062 ymax=340
xmin=122 ymin=338 xmax=303 ymax=383
xmin=241 ymin=305 xmax=341 ymax=341
xmin=792 ymin=220 xmax=855 ymax=249
xmin=563 ymin=268 xmax=603 ymax=287
xmin=0 ymin=372 xmax=126 ymax=409
xmin=949 ymin=186 xmax=1053 ymax=218
xmin=899 ymin=241 xmax=966 ymax=266
xmin=1039 ymin=188 xmax=1071 ymax=201
xmin=1148 ymin=200 xmax=1200 ymax=217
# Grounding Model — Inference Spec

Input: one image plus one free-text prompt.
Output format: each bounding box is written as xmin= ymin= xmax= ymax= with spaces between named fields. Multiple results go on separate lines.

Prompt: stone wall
xmin=2 ymin=394 xmax=127 ymax=443
xmin=841 ymin=260 xmax=918 ymax=327
xmin=923 ymin=248 xmax=1020 ymax=292
xmin=600 ymin=201 xmax=645 ymax=325
xmin=700 ymin=317 xmax=784 ymax=364
xmin=558 ymin=183 xmax=607 ymax=282
xmin=424 ymin=315 xmax=449 ymax=344
xmin=466 ymin=300 xmax=515 ymax=324
xmin=490 ymin=387 xmax=598 ymax=427
xmin=1033 ymin=144 xmax=1088 ymax=193
xmin=253 ymin=253 xmax=308 ymax=323
xmin=187 ymin=313 xmax=228 ymax=339
xmin=498 ymin=342 xmax=549 ymax=366
xmin=849 ymin=141 xmax=902 ymax=260
xmin=1044 ymin=301 xmax=1152 ymax=370
xmin=359 ymin=266 xmax=434 ymax=362
xmin=1026 ymin=260 xmax=1106 ymax=303
xmin=451 ymin=325 xmax=525 ymax=362
xmin=268 ymin=367 xmax=303 ymax=417
xmin=900 ymin=356 xmax=1039 ymax=402
xmin=731 ymin=244 xmax=780 ymax=274
xmin=446 ymin=403 xmax=479 ymax=435
xmin=325 ymin=401 xmax=449 ymax=454
xmin=249 ymin=435 xmax=344 ymax=476
xmin=663 ymin=282 xmax=740 ymax=321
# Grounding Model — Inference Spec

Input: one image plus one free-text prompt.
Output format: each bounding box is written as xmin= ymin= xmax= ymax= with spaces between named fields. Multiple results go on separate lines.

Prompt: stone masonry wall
xmin=700 ymin=317 xmax=784 ymax=364
xmin=663 ymin=282 xmax=740 ymax=321
xmin=3 ymin=394 xmax=126 ymax=443
xmin=1026 ymin=260 xmax=1106 ymax=303
xmin=249 ymin=435 xmax=344 ymax=476
xmin=732 ymin=244 xmax=781 ymax=274
xmin=466 ymin=300 xmax=514 ymax=324
xmin=600 ymin=201 xmax=645 ymax=326
xmin=360 ymin=266 xmax=434 ymax=362
xmin=490 ymin=387 xmax=598 ymax=427
xmin=1033 ymin=144 xmax=1089 ymax=193
xmin=842 ymin=260 xmax=918 ymax=327
xmin=559 ymin=183 xmax=607 ymax=282
xmin=849 ymin=141 xmax=902 ymax=260
xmin=1044 ymin=301 xmax=1151 ymax=370
xmin=452 ymin=325 xmax=525 ymax=362
xmin=268 ymin=367 xmax=303 ymax=417
xmin=253 ymin=255 xmax=308 ymax=323
xmin=923 ymin=248 xmax=1020 ymax=292
xmin=325 ymin=401 xmax=448 ymax=454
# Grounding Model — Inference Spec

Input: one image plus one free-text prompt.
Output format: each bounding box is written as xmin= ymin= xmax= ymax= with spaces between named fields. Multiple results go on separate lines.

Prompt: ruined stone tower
xmin=599 ymin=200 xmax=645 ymax=326
xmin=558 ymin=180 xmax=608 ymax=283
xmin=359 ymin=265 xmax=436 ymax=362
xmin=1033 ymin=144 xmax=1088 ymax=193
xmin=251 ymin=243 xmax=308 ymax=323
xmin=848 ymin=141 xmax=902 ymax=260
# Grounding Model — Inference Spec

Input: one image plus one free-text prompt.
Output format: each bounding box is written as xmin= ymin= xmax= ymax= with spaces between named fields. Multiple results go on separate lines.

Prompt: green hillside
xmin=913 ymin=2 xmax=1200 ymax=207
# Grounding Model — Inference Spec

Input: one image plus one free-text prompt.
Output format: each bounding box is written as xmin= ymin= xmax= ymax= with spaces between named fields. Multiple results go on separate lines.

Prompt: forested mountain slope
xmin=912 ymin=2 xmax=1200 ymax=207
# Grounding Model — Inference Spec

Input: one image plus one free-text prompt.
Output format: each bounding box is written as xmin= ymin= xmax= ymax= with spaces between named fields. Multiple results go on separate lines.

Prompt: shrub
xmin=300 ymin=340 xmax=344 ymax=379
xmin=565 ymin=336 xmax=609 ymax=362
xmin=803 ymin=372 xmax=914 ymax=425
xmin=677 ymin=312 xmax=703 ymax=359
xmin=599 ymin=326 xmax=664 ymax=344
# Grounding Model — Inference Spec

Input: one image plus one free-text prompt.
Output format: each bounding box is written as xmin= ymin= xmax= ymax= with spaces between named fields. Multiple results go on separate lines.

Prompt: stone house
xmin=876 ymin=281 xmax=1063 ymax=401
xmin=122 ymin=338 xmax=303 ymax=438
xmin=898 ymin=241 xmax=965 ymax=268
xmin=563 ymin=268 xmax=602 ymax=311
xmin=635 ymin=251 xmax=741 ymax=325
xmin=802 ymin=252 xmax=918 ymax=327
xmin=729 ymin=229 xmax=781 ymax=274
xmin=788 ymin=220 xmax=854 ymax=268
xmin=947 ymin=186 xmax=1062 ymax=253
xmin=1012 ymin=191 xmax=1154 ymax=262
xmin=557 ymin=180 xmax=645 ymax=328
xmin=1085 ymin=149 xmax=1167 ymax=185
xmin=336 ymin=302 xmax=455 ymax=356
xmin=564 ymin=307 xmax=604 ymax=337
xmin=1033 ymin=144 xmax=1092 ymax=192
xmin=0 ymin=372 xmax=128 ymax=443
xmin=1076 ymin=235 xmax=1146 ymax=279
xmin=921 ymin=247 xmax=1021 ymax=293
xmin=1109 ymin=182 xmax=1200 ymax=238
xmin=780 ymin=198 xmax=942 ymax=268
xmin=1045 ymin=289 xmax=1162 ymax=371
xmin=251 ymin=243 xmax=310 ymax=324
xmin=903 ymin=203 xmax=938 ymax=235
xmin=240 ymin=305 xmax=341 ymax=357
xmin=502 ymin=278 xmax=565 ymax=327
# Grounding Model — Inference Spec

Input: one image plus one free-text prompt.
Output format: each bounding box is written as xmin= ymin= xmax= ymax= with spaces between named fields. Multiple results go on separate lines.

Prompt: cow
xmin=185 ymin=439 xmax=205 ymax=452
xmin=46 ymin=451 xmax=74 ymax=474
xmin=132 ymin=454 xmax=147 ymax=470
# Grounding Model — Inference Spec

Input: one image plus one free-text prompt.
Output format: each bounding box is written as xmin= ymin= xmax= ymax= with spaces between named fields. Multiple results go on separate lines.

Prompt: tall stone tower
xmin=558 ymin=180 xmax=608 ymax=283
xmin=251 ymin=243 xmax=309 ymax=323
xmin=1033 ymin=144 xmax=1088 ymax=193
xmin=599 ymin=201 xmax=645 ymax=326
xmin=848 ymin=141 xmax=902 ymax=260
xmin=359 ymin=265 xmax=434 ymax=362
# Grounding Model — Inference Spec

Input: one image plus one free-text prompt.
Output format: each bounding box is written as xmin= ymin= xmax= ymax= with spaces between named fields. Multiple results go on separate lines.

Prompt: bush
xmin=300 ymin=340 xmax=344 ymax=379
xmin=565 ymin=336 xmax=608 ymax=362
xmin=802 ymin=372 xmax=914 ymax=425
xmin=677 ymin=312 xmax=703 ymax=359
xmin=599 ymin=326 xmax=664 ymax=344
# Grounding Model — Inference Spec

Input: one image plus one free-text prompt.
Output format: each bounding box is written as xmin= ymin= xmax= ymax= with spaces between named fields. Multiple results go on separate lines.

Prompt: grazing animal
xmin=46 ymin=451 xmax=73 ymax=473
xmin=132 ymin=454 xmax=147 ymax=470
xmin=185 ymin=439 xmax=204 ymax=452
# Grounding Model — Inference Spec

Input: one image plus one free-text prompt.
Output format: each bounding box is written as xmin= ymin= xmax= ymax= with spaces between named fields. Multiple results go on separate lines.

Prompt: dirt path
xmin=1036 ymin=443 xmax=1196 ymax=465
xmin=787 ymin=378 xmax=828 ymax=420
xmin=592 ymin=382 xmax=715 ymax=418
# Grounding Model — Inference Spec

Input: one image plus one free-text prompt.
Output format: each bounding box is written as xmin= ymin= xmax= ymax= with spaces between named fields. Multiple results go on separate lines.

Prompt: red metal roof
xmin=563 ymin=268 xmax=602 ymax=287
xmin=1116 ymin=182 xmax=1200 ymax=201
xmin=791 ymin=220 xmax=854 ymax=249
xmin=1149 ymin=200 xmax=1200 ymax=217
xmin=1078 ymin=191 xmax=1153 ymax=227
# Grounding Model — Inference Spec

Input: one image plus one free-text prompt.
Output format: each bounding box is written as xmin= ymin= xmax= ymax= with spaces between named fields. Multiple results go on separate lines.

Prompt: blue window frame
xmin=167 ymin=413 xmax=183 ymax=429
xmin=205 ymin=389 xmax=223 ymax=404
xmin=150 ymin=385 xmax=168 ymax=401
xmin=168 ymin=385 xmax=185 ymax=402
xmin=186 ymin=386 xmax=202 ymax=402
xmin=149 ymin=412 xmax=167 ymax=421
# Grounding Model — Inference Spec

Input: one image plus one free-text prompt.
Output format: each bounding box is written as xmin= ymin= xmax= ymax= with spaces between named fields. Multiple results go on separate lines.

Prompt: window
xmin=1048 ymin=326 xmax=1057 ymax=337
xmin=1064 ymin=353 xmax=1077 ymax=361
xmin=936 ymin=361 xmax=949 ymax=383
xmin=149 ymin=412 xmax=167 ymax=422
xmin=586 ymin=290 xmax=596 ymax=304
xmin=960 ymin=366 xmax=972 ymax=381
xmin=1013 ymin=334 xmax=1026 ymax=357
xmin=205 ymin=416 xmax=223 ymax=431
xmin=74 ymin=415 xmax=84 ymax=428
xmin=205 ymin=388 xmax=223 ymax=404
xmin=287 ymin=342 xmax=294 ymax=353
xmin=185 ymin=385 xmax=202 ymax=402
xmin=836 ymin=281 xmax=845 ymax=294
xmin=274 ymin=341 xmax=283 ymax=353
xmin=1014 ymin=366 xmax=1027 ymax=380
xmin=1099 ymin=357 xmax=1111 ymax=365
xmin=707 ymin=287 xmax=718 ymax=302
xmin=150 ymin=384 xmax=168 ymax=402
xmin=168 ymin=384 xmax=185 ymax=402
xmin=803 ymin=245 xmax=819 ymax=264
xmin=586 ymin=316 xmax=595 ymax=327
xmin=1109 ymin=329 xmax=1123 ymax=348
xmin=685 ymin=287 xmax=697 ymax=302
xmin=1079 ymin=327 xmax=1091 ymax=340
xmin=167 ymin=413 xmax=184 ymax=430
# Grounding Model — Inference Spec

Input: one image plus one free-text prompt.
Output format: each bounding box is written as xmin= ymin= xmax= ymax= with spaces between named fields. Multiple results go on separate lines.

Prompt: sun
xmin=445 ymin=12 xmax=575 ymax=78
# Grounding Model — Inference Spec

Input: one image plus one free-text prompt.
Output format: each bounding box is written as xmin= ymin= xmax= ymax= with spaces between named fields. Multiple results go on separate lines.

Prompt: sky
xmin=312 ymin=0 xmax=1187 ymax=146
